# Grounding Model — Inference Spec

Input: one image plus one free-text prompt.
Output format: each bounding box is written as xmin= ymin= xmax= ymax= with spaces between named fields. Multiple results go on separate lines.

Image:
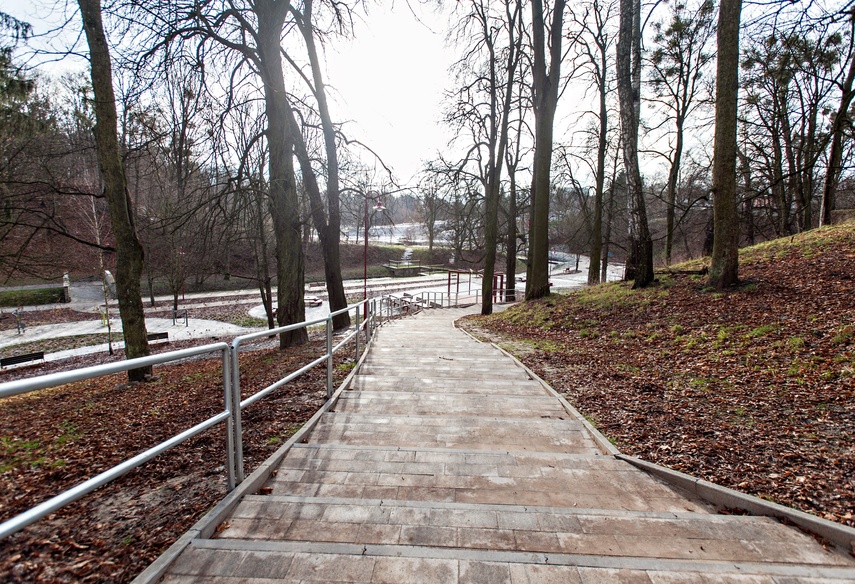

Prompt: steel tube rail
xmin=0 ymin=295 xmax=384 ymax=539
xmin=230 ymin=317 xmax=328 ymax=347
xmin=0 ymin=343 xmax=233 ymax=540
xmin=332 ymin=330 xmax=358 ymax=354
xmin=230 ymin=299 xmax=368 ymax=482
xmin=0 ymin=409 xmax=231 ymax=541
xmin=0 ymin=343 xmax=229 ymax=400
xmin=240 ymin=353 xmax=329 ymax=410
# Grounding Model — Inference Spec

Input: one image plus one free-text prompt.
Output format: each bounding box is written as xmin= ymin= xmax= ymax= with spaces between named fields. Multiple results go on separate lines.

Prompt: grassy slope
xmin=464 ymin=222 xmax=855 ymax=526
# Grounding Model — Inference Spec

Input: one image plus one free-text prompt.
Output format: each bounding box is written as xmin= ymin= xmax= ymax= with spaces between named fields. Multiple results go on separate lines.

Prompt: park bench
xmin=147 ymin=332 xmax=169 ymax=343
xmin=1 ymin=351 xmax=45 ymax=369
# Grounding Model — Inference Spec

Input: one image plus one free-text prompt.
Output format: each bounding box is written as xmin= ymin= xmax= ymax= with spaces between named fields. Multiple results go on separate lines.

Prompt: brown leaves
xmin=0 ymin=336 xmax=348 ymax=582
xmin=465 ymin=225 xmax=855 ymax=529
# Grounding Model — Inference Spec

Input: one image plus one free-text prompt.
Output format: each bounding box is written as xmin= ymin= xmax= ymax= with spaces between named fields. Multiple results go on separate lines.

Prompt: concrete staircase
xmin=151 ymin=307 xmax=855 ymax=583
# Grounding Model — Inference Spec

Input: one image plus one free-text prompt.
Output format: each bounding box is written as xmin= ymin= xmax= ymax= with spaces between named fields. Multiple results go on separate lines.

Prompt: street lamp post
xmin=364 ymin=194 xmax=385 ymax=319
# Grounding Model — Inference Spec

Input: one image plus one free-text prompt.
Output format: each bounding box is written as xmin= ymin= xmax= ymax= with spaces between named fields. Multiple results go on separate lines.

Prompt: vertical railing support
xmin=222 ymin=348 xmax=235 ymax=492
xmin=355 ymin=303 xmax=361 ymax=362
xmin=371 ymin=299 xmax=376 ymax=338
xmin=326 ymin=314 xmax=333 ymax=398
xmin=230 ymin=340 xmax=245 ymax=484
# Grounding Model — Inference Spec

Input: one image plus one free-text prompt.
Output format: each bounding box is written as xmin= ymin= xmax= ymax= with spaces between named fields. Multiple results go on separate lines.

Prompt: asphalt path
xmin=1 ymin=261 xmax=624 ymax=363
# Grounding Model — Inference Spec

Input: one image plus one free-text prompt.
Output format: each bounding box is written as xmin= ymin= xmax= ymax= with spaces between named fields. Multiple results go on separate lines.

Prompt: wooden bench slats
xmin=1 ymin=352 xmax=45 ymax=368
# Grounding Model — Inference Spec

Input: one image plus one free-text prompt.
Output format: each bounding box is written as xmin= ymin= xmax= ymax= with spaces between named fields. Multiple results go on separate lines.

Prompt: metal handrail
xmin=0 ymin=295 xmax=400 ymax=540
xmin=0 ymin=342 xmax=232 ymax=540
xmin=229 ymin=298 xmax=374 ymax=483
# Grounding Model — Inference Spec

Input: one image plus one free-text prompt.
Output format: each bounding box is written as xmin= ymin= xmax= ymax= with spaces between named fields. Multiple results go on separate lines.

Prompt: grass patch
xmin=746 ymin=323 xmax=778 ymax=338
xmin=0 ymin=287 xmax=64 ymax=308
xmin=832 ymin=325 xmax=853 ymax=346
xmin=233 ymin=316 xmax=267 ymax=328
xmin=2 ymin=333 xmax=113 ymax=356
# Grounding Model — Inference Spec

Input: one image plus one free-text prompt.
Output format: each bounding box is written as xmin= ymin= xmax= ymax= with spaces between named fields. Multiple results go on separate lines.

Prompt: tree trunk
xmin=526 ymin=0 xmax=565 ymax=301
xmin=664 ymin=114 xmax=684 ymax=265
xmin=287 ymin=106 xmax=349 ymax=330
xmin=588 ymin=61 xmax=608 ymax=285
xmin=821 ymin=17 xmax=855 ymax=227
xmin=708 ymin=0 xmax=742 ymax=289
xmin=772 ymin=125 xmax=789 ymax=236
xmin=739 ymin=149 xmax=755 ymax=246
xmin=505 ymin=171 xmax=518 ymax=302
xmin=257 ymin=1 xmax=307 ymax=347
xmin=617 ymin=0 xmax=653 ymax=288
xmin=481 ymin=170 xmax=501 ymax=314
xmin=601 ymin=177 xmax=616 ymax=283
xmin=296 ymin=0 xmax=350 ymax=330
xmin=78 ymin=0 xmax=151 ymax=381
xmin=780 ymin=91 xmax=801 ymax=232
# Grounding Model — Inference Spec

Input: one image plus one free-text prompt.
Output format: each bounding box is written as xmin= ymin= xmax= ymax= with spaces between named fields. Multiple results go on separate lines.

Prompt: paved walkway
xmin=149 ymin=308 xmax=855 ymax=583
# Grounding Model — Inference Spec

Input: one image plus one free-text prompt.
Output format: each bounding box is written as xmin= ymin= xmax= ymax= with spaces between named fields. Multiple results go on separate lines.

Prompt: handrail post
xmin=369 ymin=299 xmax=375 ymax=340
xmin=222 ymin=347 xmax=235 ymax=491
xmin=326 ymin=314 xmax=333 ymax=398
xmin=230 ymin=340 xmax=245 ymax=484
xmin=366 ymin=299 xmax=372 ymax=341
xmin=355 ymin=303 xmax=361 ymax=362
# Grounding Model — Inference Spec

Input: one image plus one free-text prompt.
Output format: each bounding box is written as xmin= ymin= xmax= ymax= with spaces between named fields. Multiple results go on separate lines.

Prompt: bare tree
xmin=526 ymin=0 xmax=566 ymax=299
xmin=286 ymin=0 xmax=353 ymax=330
xmin=708 ymin=0 xmax=742 ymax=289
xmin=143 ymin=1 xmax=309 ymax=346
xmin=78 ymin=0 xmax=151 ymax=380
xmin=616 ymin=0 xmax=653 ymax=287
xmin=446 ymin=0 xmax=525 ymax=313
xmin=647 ymin=0 xmax=715 ymax=265
xmin=569 ymin=0 xmax=617 ymax=284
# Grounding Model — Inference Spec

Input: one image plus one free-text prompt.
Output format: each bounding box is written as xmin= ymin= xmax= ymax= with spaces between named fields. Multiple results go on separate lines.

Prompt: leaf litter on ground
xmin=0 ymin=331 xmax=357 ymax=583
xmin=461 ymin=222 xmax=855 ymax=529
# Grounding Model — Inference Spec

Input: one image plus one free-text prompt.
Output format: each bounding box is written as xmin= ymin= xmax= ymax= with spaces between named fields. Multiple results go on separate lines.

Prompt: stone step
xmin=367 ymin=343 xmax=494 ymax=352
xmin=304 ymin=413 xmax=598 ymax=453
xmin=335 ymin=392 xmax=568 ymax=418
xmin=267 ymin=445 xmax=709 ymax=513
xmin=357 ymin=364 xmax=530 ymax=379
xmin=153 ymin=306 xmax=855 ymax=583
xmin=349 ymin=376 xmax=545 ymax=395
xmin=157 ymin=542 xmax=855 ymax=584
xmin=364 ymin=355 xmax=510 ymax=365
xmin=215 ymin=496 xmax=849 ymax=567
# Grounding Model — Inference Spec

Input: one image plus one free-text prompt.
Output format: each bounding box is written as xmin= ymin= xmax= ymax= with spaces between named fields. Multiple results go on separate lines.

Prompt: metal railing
xmin=229 ymin=299 xmax=380 ymax=482
xmin=0 ymin=289 xmax=486 ymax=540
xmin=0 ymin=343 xmax=232 ymax=540
xmin=388 ymin=290 xmax=484 ymax=309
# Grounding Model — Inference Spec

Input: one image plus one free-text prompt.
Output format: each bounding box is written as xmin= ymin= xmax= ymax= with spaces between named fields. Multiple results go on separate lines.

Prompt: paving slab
xmin=148 ymin=307 xmax=855 ymax=583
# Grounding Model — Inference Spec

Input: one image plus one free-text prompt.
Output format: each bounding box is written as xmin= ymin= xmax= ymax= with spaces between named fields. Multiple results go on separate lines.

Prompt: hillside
xmin=462 ymin=222 xmax=855 ymax=527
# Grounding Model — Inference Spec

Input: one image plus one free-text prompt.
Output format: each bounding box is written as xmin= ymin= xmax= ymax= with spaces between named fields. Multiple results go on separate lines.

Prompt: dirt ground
xmin=0 ymin=336 xmax=357 ymax=583
xmin=460 ymin=224 xmax=855 ymax=529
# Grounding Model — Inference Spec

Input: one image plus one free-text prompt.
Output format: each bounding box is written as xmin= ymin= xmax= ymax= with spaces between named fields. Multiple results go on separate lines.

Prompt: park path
xmin=150 ymin=307 xmax=855 ymax=583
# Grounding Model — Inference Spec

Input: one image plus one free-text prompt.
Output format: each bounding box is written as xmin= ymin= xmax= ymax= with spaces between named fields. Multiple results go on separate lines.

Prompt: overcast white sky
xmin=4 ymin=1 xmax=457 ymax=187
xmin=325 ymin=3 xmax=457 ymax=184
